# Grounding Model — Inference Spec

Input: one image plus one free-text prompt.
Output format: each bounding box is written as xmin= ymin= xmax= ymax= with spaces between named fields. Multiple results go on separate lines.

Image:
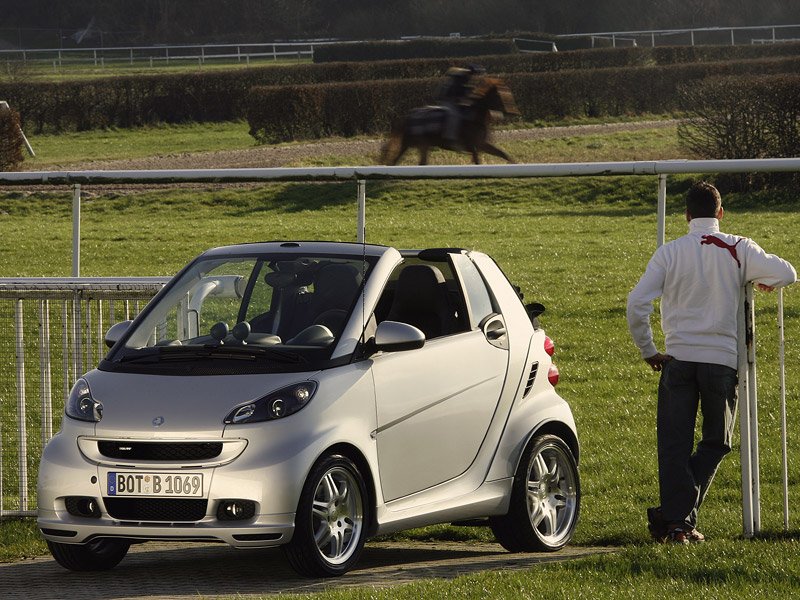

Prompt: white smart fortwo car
xmin=38 ymin=241 xmax=580 ymax=577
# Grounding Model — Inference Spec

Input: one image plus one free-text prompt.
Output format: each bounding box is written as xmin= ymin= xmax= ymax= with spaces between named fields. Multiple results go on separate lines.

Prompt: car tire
xmin=284 ymin=454 xmax=369 ymax=577
xmin=47 ymin=538 xmax=130 ymax=571
xmin=490 ymin=434 xmax=580 ymax=552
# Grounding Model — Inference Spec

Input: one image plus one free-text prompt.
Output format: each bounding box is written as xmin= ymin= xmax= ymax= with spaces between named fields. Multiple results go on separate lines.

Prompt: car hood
xmin=83 ymin=369 xmax=316 ymax=438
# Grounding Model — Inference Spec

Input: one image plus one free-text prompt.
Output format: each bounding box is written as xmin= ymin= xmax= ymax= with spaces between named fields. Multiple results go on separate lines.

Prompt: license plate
xmin=107 ymin=472 xmax=203 ymax=497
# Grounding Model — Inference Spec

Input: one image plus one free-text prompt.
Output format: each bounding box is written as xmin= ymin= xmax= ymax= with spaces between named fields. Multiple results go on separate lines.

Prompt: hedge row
xmin=679 ymin=74 xmax=800 ymax=160
xmin=247 ymin=56 xmax=800 ymax=144
xmin=313 ymin=39 xmax=517 ymax=63
xmin=0 ymin=105 xmax=24 ymax=171
xmin=3 ymin=43 xmax=800 ymax=134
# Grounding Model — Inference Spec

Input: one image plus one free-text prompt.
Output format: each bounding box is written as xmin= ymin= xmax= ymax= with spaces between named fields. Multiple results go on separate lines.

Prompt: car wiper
xmin=115 ymin=344 xmax=304 ymax=364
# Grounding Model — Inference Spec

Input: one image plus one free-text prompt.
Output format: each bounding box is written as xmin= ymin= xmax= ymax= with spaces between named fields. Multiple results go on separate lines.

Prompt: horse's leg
xmin=477 ymin=141 xmax=514 ymax=163
xmin=418 ymin=145 xmax=430 ymax=165
xmin=469 ymin=147 xmax=481 ymax=164
xmin=392 ymin=139 xmax=410 ymax=166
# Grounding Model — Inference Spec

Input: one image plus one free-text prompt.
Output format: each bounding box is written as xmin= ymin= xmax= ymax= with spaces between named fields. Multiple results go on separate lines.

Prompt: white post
xmin=14 ymin=299 xmax=28 ymax=512
xmin=778 ymin=288 xmax=789 ymax=530
xmin=72 ymin=184 xmax=81 ymax=277
xmin=738 ymin=284 xmax=754 ymax=537
xmin=357 ymin=180 xmax=366 ymax=243
xmin=746 ymin=284 xmax=761 ymax=532
xmin=657 ymin=174 xmax=667 ymax=248
xmin=38 ymin=300 xmax=53 ymax=443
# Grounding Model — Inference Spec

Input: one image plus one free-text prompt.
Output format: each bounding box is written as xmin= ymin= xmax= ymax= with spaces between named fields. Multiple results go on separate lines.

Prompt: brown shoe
xmin=685 ymin=528 xmax=705 ymax=543
xmin=664 ymin=526 xmax=690 ymax=545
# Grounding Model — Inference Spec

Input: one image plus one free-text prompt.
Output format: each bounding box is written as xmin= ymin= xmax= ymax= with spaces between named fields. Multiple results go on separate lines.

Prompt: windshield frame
xmin=101 ymin=248 xmax=377 ymax=375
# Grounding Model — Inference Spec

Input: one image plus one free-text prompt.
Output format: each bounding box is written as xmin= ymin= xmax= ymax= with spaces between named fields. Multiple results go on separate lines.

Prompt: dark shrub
xmin=0 ymin=104 xmax=25 ymax=171
xmin=313 ymin=39 xmax=516 ymax=63
xmin=678 ymin=74 xmax=800 ymax=189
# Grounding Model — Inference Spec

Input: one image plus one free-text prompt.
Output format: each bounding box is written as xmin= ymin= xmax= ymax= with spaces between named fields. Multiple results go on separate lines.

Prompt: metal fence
xmin=0 ymin=41 xmax=331 ymax=68
xmin=0 ymin=278 xmax=167 ymax=517
xmin=557 ymin=23 xmax=800 ymax=48
xmin=0 ymin=160 xmax=798 ymax=532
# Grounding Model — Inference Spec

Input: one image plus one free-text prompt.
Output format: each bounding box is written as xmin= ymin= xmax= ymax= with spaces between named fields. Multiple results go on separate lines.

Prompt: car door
xmin=371 ymin=254 xmax=509 ymax=502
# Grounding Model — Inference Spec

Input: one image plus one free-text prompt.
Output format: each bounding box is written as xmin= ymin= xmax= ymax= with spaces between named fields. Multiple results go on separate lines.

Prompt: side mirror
xmin=374 ymin=321 xmax=425 ymax=352
xmin=104 ymin=320 xmax=133 ymax=348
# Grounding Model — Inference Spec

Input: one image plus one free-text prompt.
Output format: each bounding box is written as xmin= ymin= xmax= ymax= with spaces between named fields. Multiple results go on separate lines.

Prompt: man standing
xmin=626 ymin=181 xmax=796 ymax=544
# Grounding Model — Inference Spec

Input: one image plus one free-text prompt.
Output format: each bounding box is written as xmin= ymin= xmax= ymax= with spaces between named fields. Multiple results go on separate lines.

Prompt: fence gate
xmin=0 ymin=278 xmax=167 ymax=517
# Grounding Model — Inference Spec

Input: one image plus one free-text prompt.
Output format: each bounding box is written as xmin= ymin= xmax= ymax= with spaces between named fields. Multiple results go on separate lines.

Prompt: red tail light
xmin=544 ymin=336 xmax=555 ymax=356
xmin=548 ymin=364 xmax=560 ymax=386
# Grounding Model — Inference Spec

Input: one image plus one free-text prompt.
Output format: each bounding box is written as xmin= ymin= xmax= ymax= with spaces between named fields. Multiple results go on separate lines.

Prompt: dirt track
xmin=0 ymin=540 xmax=616 ymax=599
xmin=44 ymin=120 xmax=677 ymax=172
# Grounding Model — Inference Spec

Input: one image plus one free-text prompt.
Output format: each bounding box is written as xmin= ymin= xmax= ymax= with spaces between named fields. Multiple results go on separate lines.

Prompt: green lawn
xmin=4 ymin=55 xmax=311 ymax=82
xmin=1 ymin=121 xmax=799 ymax=598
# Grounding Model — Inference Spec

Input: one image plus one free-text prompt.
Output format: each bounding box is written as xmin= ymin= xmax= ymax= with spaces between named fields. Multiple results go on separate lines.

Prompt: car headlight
xmin=66 ymin=378 xmax=103 ymax=422
xmin=224 ymin=382 xmax=318 ymax=424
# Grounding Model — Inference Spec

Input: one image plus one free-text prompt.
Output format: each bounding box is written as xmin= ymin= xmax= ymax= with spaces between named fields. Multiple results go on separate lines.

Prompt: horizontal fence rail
xmin=0 ymin=41 xmax=339 ymax=67
xmin=557 ymin=23 xmax=800 ymax=47
xmin=0 ymin=279 xmax=167 ymax=517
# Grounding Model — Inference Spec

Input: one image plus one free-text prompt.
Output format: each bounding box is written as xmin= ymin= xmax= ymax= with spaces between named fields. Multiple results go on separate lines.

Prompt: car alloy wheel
xmin=490 ymin=434 xmax=580 ymax=552
xmin=284 ymin=454 xmax=368 ymax=577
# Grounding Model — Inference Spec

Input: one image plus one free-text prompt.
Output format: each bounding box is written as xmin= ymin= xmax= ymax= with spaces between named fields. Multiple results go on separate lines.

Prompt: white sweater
xmin=627 ymin=218 xmax=796 ymax=369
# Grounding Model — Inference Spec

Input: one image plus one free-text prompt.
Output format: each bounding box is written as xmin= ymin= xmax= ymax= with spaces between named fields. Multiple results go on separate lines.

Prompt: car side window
xmin=451 ymin=254 xmax=496 ymax=328
xmin=375 ymin=258 xmax=470 ymax=339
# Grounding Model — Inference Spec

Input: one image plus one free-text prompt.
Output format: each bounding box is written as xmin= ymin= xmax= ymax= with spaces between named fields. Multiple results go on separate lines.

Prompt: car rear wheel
xmin=284 ymin=454 xmax=369 ymax=577
xmin=47 ymin=538 xmax=130 ymax=571
xmin=490 ymin=434 xmax=580 ymax=552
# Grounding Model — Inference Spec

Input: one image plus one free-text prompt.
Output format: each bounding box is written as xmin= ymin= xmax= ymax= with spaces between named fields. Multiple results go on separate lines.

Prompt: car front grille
xmin=97 ymin=441 xmax=223 ymax=461
xmin=104 ymin=497 xmax=208 ymax=522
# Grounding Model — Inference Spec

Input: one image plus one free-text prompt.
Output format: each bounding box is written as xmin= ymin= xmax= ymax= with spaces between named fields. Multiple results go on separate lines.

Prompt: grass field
xmin=2 ymin=55 xmax=311 ymax=82
xmin=1 ymin=121 xmax=799 ymax=598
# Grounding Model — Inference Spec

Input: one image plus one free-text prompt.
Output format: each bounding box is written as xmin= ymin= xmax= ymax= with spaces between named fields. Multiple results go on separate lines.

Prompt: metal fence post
xmin=14 ymin=299 xmax=28 ymax=512
xmin=778 ymin=288 xmax=789 ymax=530
xmin=739 ymin=283 xmax=761 ymax=537
xmin=746 ymin=284 xmax=761 ymax=532
xmin=357 ymin=180 xmax=366 ymax=243
xmin=738 ymin=284 xmax=753 ymax=537
xmin=38 ymin=300 xmax=52 ymax=443
xmin=72 ymin=183 xmax=81 ymax=277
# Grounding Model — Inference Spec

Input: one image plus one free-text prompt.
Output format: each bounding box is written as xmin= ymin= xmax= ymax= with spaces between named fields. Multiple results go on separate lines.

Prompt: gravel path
xmin=46 ymin=119 xmax=678 ymax=172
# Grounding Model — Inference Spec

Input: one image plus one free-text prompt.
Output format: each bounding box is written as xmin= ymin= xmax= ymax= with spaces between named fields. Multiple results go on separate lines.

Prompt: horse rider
xmin=436 ymin=64 xmax=485 ymax=145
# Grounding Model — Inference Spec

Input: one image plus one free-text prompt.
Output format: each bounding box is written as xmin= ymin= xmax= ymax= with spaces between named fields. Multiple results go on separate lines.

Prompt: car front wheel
xmin=490 ymin=434 xmax=580 ymax=552
xmin=47 ymin=538 xmax=130 ymax=571
xmin=284 ymin=454 xmax=369 ymax=577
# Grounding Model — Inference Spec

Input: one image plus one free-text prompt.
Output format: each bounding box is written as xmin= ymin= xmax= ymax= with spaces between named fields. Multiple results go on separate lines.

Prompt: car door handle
xmin=487 ymin=326 xmax=506 ymax=340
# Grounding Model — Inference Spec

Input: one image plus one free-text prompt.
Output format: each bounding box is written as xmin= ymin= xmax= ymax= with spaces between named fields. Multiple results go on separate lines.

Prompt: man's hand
xmin=756 ymin=283 xmax=776 ymax=292
xmin=644 ymin=353 xmax=671 ymax=372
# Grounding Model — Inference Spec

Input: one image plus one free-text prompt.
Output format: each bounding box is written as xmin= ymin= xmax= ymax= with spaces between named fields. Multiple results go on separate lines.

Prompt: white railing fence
xmin=0 ymin=279 xmax=167 ymax=517
xmin=0 ymin=159 xmax=797 ymax=533
xmin=558 ymin=23 xmax=800 ymax=48
xmin=0 ymin=41 xmax=335 ymax=69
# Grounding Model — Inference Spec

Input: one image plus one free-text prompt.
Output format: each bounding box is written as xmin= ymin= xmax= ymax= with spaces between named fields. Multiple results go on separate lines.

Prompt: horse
xmin=380 ymin=77 xmax=520 ymax=166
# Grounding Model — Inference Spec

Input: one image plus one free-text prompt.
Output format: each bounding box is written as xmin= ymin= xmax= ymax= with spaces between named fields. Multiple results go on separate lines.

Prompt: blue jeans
xmin=657 ymin=359 xmax=738 ymax=528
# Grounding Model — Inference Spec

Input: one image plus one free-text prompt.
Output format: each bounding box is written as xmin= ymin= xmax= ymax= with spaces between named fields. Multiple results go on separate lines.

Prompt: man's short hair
xmin=686 ymin=181 xmax=722 ymax=218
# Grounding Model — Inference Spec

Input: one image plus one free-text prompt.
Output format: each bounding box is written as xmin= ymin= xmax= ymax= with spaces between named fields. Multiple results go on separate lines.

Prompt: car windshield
xmin=109 ymin=252 xmax=372 ymax=370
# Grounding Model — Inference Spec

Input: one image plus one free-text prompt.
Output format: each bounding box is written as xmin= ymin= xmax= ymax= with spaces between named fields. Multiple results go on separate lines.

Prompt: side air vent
xmin=523 ymin=362 xmax=539 ymax=398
